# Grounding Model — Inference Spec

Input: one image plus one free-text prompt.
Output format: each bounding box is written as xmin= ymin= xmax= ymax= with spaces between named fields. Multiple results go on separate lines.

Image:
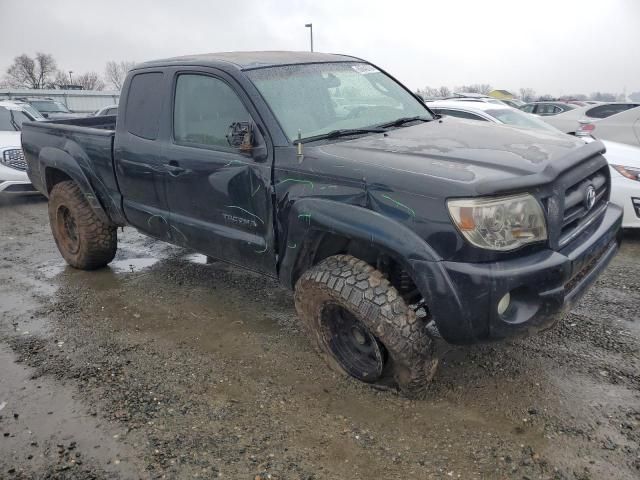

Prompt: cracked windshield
xmin=247 ymin=62 xmax=432 ymax=140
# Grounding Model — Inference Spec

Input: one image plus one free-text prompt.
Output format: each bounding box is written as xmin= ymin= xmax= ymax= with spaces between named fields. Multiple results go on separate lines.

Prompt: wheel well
xmin=45 ymin=168 xmax=73 ymax=193
xmin=293 ymin=232 xmax=422 ymax=304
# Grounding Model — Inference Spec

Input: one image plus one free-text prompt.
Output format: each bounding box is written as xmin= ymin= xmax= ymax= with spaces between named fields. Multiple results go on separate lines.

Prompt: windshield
xmin=19 ymin=103 xmax=45 ymax=120
xmin=486 ymin=108 xmax=562 ymax=133
xmin=31 ymin=100 xmax=70 ymax=113
xmin=0 ymin=107 xmax=30 ymax=131
xmin=247 ymin=62 xmax=432 ymax=141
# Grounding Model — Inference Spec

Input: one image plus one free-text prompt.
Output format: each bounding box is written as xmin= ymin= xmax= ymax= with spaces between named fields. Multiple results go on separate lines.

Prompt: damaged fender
xmin=278 ymin=197 xmax=468 ymax=340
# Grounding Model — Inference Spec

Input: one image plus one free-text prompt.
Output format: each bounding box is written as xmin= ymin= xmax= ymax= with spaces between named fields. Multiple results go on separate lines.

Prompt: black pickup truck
xmin=22 ymin=51 xmax=622 ymax=396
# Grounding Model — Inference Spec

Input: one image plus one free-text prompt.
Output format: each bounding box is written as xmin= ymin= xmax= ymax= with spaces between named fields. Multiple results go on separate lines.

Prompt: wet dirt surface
xmin=1 ymin=195 xmax=639 ymax=479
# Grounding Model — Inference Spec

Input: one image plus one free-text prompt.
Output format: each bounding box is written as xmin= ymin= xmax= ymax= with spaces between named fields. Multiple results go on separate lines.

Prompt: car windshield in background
xmin=247 ymin=62 xmax=432 ymax=141
xmin=0 ymin=107 xmax=30 ymax=131
xmin=31 ymin=100 xmax=70 ymax=113
xmin=487 ymin=108 xmax=560 ymax=133
xmin=20 ymin=104 xmax=45 ymax=120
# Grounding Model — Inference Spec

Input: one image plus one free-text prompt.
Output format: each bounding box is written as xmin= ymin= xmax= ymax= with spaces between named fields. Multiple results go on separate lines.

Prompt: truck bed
xmin=41 ymin=114 xmax=117 ymax=131
xmin=22 ymin=115 xmax=125 ymax=224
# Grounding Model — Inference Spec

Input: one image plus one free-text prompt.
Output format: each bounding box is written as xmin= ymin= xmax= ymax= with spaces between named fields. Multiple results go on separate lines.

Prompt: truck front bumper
xmin=410 ymin=202 xmax=623 ymax=344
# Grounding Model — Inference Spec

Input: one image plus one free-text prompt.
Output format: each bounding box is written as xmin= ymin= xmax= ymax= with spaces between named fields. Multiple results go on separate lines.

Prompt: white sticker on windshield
xmin=351 ymin=64 xmax=379 ymax=75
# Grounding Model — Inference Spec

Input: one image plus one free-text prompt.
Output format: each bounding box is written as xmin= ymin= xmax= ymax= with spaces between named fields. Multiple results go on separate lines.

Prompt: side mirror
xmin=225 ymin=121 xmax=268 ymax=162
xmin=43 ymin=112 xmax=49 ymax=118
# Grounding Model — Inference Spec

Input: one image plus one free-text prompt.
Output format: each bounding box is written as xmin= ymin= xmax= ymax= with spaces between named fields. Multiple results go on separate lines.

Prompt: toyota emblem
xmin=585 ymin=185 xmax=596 ymax=211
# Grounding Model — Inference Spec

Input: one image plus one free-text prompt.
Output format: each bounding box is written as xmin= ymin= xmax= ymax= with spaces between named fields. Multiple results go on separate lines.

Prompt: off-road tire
xmin=294 ymin=254 xmax=438 ymax=398
xmin=48 ymin=180 xmax=117 ymax=270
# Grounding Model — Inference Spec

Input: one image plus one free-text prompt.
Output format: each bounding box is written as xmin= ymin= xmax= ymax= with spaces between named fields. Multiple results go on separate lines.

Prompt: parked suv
xmin=0 ymin=102 xmax=40 ymax=194
xmin=22 ymin=51 xmax=622 ymax=396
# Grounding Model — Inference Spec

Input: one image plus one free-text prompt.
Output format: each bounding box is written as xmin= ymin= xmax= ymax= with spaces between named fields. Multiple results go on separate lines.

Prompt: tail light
xmin=576 ymin=121 xmax=595 ymax=137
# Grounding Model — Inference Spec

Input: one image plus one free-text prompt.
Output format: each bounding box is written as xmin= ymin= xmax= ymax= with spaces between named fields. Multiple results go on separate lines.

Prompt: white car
xmin=604 ymin=141 xmax=640 ymax=228
xmin=0 ymin=100 xmax=45 ymax=122
xmin=540 ymin=102 xmax=639 ymax=134
xmin=0 ymin=103 xmax=40 ymax=194
xmin=575 ymin=106 xmax=640 ymax=148
xmin=428 ymin=100 xmax=640 ymax=228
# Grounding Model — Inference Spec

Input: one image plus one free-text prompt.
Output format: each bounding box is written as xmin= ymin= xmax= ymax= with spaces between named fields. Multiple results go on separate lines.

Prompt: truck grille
xmin=2 ymin=148 xmax=27 ymax=171
xmin=559 ymin=166 xmax=609 ymax=246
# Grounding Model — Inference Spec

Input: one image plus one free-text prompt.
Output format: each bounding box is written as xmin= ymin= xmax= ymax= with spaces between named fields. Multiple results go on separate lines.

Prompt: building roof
xmin=489 ymin=89 xmax=515 ymax=99
xmin=137 ymin=51 xmax=362 ymax=71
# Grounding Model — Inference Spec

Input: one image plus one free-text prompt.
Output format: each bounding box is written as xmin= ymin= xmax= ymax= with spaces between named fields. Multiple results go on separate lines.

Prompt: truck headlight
xmin=447 ymin=194 xmax=547 ymax=251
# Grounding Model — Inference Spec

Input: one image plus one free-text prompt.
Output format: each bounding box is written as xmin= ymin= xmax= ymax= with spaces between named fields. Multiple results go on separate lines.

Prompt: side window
xmin=439 ymin=109 xmax=488 ymax=121
xmin=173 ymin=74 xmax=250 ymax=148
xmin=521 ymin=105 xmax=535 ymax=113
xmin=537 ymin=104 xmax=555 ymax=115
xmin=125 ymin=72 xmax=164 ymax=140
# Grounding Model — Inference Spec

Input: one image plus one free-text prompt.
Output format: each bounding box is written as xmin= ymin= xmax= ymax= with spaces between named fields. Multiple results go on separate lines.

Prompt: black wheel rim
xmin=321 ymin=303 xmax=385 ymax=382
xmin=56 ymin=205 xmax=80 ymax=254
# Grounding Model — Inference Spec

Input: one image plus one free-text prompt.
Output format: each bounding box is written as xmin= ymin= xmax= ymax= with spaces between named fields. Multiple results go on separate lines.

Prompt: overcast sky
xmin=3 ymin=0 xmax=639 ymax=95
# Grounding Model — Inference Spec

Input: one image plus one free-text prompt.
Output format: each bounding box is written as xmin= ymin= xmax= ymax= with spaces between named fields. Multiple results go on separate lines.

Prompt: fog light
xmin=497 ymin=292 xmax=511 ymax=315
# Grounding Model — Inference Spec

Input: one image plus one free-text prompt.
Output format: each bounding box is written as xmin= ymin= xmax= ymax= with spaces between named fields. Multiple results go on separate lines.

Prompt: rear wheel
xmin=48 ymin=181 xmax=117 ymax=270
xmin=294 ymin=255 xmax=438 ymax=397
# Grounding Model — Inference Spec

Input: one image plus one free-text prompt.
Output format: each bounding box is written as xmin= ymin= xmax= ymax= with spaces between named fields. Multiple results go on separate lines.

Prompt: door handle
xmin=166 ymin=161 xmax=187 ymax=176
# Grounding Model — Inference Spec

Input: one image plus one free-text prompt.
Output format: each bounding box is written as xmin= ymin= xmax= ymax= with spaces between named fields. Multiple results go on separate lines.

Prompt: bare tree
xmin=416 ymin=86 xmax=440 ymax=99
xmin=104 ymin=60 xmax=135 ymax=90
xmin=74 ymin=72 xmax=105 ymax=91
xmin=476 ymin=84 xmax=493 ymax=95
xmin=437 ymin=86 xmax=451 ymax=97
xmin=519 ymin=88 xmax=536 ymax=102
xmin=590 ymin=92 xmax=617 ymax=102
xmin=52 ymin=70 xmax=70 ymax=88
xmin=4 ymin=53 xmax=57 ymax=89
xmin=455 ymin=84 xmax=493 ymax=95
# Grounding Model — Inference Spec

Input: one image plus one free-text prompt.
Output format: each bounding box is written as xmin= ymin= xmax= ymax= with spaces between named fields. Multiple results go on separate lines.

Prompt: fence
xmin=0 ymin=89 xmax=120 ymax=113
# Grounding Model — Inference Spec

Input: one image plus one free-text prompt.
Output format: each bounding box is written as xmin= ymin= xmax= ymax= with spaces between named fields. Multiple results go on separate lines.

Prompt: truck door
xmin=162 ymin=70 xmax=276 ymax=275
xmin=114 ymin=71 xmax=172 ymax=240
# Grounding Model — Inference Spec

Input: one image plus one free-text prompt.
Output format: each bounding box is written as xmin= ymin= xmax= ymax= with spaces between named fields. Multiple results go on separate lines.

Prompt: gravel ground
xmin=0 ymin=195 xmax=639 ymax=480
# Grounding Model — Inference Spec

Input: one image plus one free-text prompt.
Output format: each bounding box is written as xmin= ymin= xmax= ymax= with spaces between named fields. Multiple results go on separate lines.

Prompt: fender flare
xmin=279 ymin=197 xmax=471 ymax=343
xmin=279 ymin=197 xmax=444 ymax=289
xmin=38 ymin=146 xmax=113 ymax=225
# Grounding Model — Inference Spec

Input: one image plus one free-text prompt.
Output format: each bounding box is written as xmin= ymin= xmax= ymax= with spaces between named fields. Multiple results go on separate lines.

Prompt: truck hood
xmin=0 ymin=130 xmax=21 ymax=149
xmin=315 ymin=118 xmax=589 ymax=195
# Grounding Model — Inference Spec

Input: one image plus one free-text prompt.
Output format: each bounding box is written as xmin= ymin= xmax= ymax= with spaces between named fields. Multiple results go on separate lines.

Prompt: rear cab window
xmin=125 ymin=72 xmax=165 ymax=139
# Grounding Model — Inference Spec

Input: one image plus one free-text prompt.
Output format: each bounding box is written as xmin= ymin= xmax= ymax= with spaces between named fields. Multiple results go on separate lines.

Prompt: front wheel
xmin=294 ymin=255 xmax=438 ymax=397
xmin=48 ymin=180 xmax=117 ymax=270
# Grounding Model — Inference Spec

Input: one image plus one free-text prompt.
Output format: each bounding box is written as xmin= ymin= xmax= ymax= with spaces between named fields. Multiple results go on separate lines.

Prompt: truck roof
xmin=136 ymin=51 xmax=362 ymax=71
